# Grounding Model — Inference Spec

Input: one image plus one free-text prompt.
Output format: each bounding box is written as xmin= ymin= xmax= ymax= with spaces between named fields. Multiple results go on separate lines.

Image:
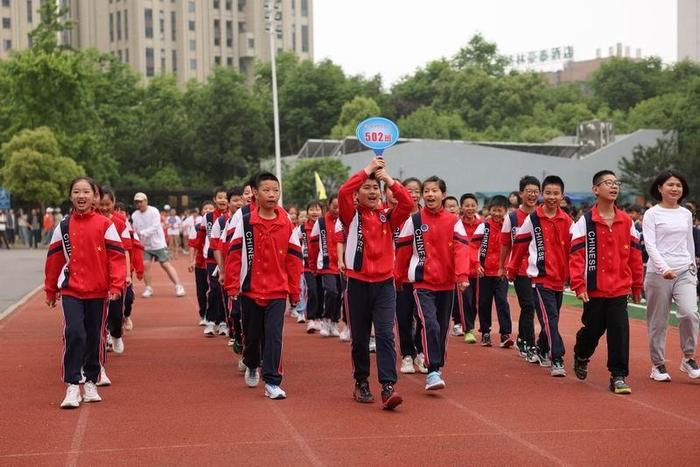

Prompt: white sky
xmin=313 ymin=0 xmax=677 ymax=88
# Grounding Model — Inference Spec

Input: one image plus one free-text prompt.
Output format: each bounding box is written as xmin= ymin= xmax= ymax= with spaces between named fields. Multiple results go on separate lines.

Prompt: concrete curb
xmin=0 ymin=285 xmax=42 ymax=322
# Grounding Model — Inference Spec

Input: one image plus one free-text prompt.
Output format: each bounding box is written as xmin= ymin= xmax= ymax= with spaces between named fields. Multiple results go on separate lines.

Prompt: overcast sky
xmin=313 ymin=0 xmax=677 ymax=88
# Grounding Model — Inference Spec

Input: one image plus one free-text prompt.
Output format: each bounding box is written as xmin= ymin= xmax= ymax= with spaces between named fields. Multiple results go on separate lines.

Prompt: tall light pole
xmin=265 ymin=0 xmax=284 ymax=205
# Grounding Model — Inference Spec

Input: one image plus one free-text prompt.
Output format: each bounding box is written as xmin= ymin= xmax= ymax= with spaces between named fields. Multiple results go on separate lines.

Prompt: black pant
xmin=574 ymin=296 xmax=630 ymax=377
xmin=62 ymin=296 xmax=106 ymax=384
xmin=303 ymin=272 xmax=322 ymax=320
xmin=0 ymin=231 xmax=9 ymax=249
xmin=124 ymin=284 xmax=135 ymax=317
xmin=346 ymin=278 xmax=397 ymax=384
xmin=195 ymin=266 xmax=208 ymax=318
xmin=415 ymin=289 xmax=453 ymax=372
xmin=240 ymin=296 xmax=285 ymax=385
xmin=533 ymin=285 xmax=565 ymax=360
xmin=514 ymin=275 xmax=541 ymax=346
xmin=458 ymin=278 xmax=478 ymax=331
xmin=477 ymin=276 xmax=512 ymax=335
xmin=205 ymin=263 xmax=225 ymax=324
xmin=396 ymin=283 xmax=423 ymax=358
xmin=31 ymin=229 xmax=41 ymax=248
xmin=321 ymin=273 xmax=342 ymax=322
xmin=227 ymin=295 xmax=242 ymax=341
xmin=107 ymin=291 xmax=125 ymax=338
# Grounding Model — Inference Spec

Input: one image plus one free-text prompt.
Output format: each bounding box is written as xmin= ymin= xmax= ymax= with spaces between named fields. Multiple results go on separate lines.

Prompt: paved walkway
xmin=0 ymin=248 xmax=45 ymax=316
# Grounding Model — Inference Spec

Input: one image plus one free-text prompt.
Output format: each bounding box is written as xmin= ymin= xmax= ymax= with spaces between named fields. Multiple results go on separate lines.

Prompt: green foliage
xmin=29 ymin=1 xmax=74 ymax=54
xmin=398 ymin=107 xmax=466 ymax=139
xmin=591 ymin=58 xmax=665 ymax=111
xmin=0 ymin=128 xmax=84 ymax=204
xmin=618 ymin=138 xmax=681 ymax=196
xmin=330 ymin=96 xmax=381 ymax=139
xmin=452 ymin=33 xmax=510 ymax=76
xmin=283 ymin=157 xmax=349 ymax=207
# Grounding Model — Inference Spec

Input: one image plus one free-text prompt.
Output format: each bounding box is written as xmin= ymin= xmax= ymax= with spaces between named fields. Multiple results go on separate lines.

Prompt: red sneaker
xmin=381 ymin=384 xmax=403 ymax=410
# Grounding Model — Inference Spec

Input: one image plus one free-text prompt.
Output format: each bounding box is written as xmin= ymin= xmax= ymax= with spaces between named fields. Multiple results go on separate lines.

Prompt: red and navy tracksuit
xmin=118 ymin=212 xmax=143 ymax=320
xmin=471 ymin=218 xmax=511 ymax=336
xmin=508 ymin=206 xmax=572 ymax=361
xmin=219 ymin=208 xmax=243 ymax=342
xmin=396 ymin=208 xmax=470 ymax=372
xmin=394 ymin=214 xmax=423 ymax=359
xmin=570 ymin=206 xmax=644 ymax=377
xmin=105 ymin=214 xmax=132 ymax=340
xmin=502 ymin=208 xmax=542 ymax=349
xmin=44 ymin=210 xmax=126 ymax=384
xmin=339 ymin=171 xmax=412 ymax=384
xmin=456 ymin=216 xmax=481 ymax=332
xmin=297 ymin=219 xmax=321 ymax=322
xmin=199 ymin=208 xmax=229 ymax=325
xmin=189 ymin=216 xmax=209 ymax=319
xmin=225 ymin=206 xmax=302 ymax=386
xmin=311 ymin=213 xmax=343 ymax=323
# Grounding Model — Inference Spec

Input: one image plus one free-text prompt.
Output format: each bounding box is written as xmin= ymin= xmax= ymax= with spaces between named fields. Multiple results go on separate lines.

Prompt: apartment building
xmin=0 ymin=0 xmax=43 ymax=58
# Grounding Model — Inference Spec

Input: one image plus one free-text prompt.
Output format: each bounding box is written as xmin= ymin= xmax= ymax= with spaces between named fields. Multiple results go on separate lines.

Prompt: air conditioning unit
xmin=576 ymin=120 xmax=615 ymax=151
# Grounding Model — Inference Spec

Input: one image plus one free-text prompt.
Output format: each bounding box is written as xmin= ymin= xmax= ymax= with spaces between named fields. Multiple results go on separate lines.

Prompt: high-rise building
xmin=0 ymin=0 xmax=44 ymax=59
xmin=678 ymin=0 xmax=700 ymax=61
xmin=1 ymin=0 xmax=313 ymax=82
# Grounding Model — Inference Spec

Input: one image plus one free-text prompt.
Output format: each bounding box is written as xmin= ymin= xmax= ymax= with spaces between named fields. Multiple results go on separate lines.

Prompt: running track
xmin=1 ymin=259 xmax=699 ymax=466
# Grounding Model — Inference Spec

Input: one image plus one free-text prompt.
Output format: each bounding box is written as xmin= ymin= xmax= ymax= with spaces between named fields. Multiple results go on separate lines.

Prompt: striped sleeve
xmin=44 ymin=225 xmax=66 ymax=300
xmin=286 ymin=226 xmax=303 ymax=302
xmin=568 ymin=216 xmax=587 ymax=295
xmin=507 ymin=215 xmax=533 ymax=276
xmin=453 ymin=218 xmax=470 ymax=281
xmin=105 ymin=222 xmax=127 ymax=294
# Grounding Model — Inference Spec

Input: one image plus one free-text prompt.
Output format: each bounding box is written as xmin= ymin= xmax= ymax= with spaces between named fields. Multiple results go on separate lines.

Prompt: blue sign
xmin=356 ymin=117 xmax=400 ymax=156
xmin=0 ymin=188 xmax=10 ymax=210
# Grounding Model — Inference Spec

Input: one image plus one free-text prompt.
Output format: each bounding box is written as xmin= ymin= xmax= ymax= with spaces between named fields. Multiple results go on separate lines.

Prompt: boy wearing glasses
xmin=569 ymin=170 xmax=643 ymax=394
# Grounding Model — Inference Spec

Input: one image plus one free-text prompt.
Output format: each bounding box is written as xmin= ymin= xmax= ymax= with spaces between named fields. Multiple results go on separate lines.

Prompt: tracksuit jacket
xmin=471 ymin=217 xmax=504 ymax=276
xmin=310 ymin=213 xmax=341 ymax=275
xmin=502 ymin=208 xmax=530 ymax=276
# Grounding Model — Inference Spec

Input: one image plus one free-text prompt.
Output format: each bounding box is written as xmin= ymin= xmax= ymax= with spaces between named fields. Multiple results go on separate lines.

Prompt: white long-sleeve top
xmin=642 ymin=204 xmax=695 ymax=274
xmin=131 ymin=206 xmax=167 ymax=251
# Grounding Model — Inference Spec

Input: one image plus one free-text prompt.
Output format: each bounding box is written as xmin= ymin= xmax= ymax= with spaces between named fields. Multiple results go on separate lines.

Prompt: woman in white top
xmin=643 ymin=170 xmax=700 ymax=382
xmin=166 ymin=208 xmax=182 ymax=259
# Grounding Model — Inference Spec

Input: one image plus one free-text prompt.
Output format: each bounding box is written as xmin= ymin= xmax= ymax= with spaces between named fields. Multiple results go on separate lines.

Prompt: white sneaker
xmin=369 ymin=336 xmax=376 ymax=353
xmin=414 ymin=353 xmax=428 ymax=374
xmin=330 ymin=322 xmax=340 ymax=337
xmin=306 ymin=320 xmax=317 ymax=334
xmin=400 ymin=355 xmax=416 ymax=374
xmin=60 ymin=384 xmax=81 ymax=409
xmin=245 ymin=367 xmax=260 ymax=387
xmin=124 ymin=317 xmax=133 ymax=331
xmin=296 ymin=313 xmax=306 ymax=323
xmin=105 ymin=334 xmax=113 ymax=352
xmin=112 ymin=337 xmax=124 ymax=354
xmin=83 ymin=381 xmax=102 ymax=403
xmin=227 ymin=338 xmax=235 ymax=347
xmin=79 ymin=369 xmax=86 ymax=384
xmin=96 ymin=366 xmax=111 ymax=387
xmin=319 ymin=319 xmax=331 ymax=337
xmin=680 ymin=358 xmax=700 ymax=379
xmin=649 ymin=364 xmax=672 ymax=382
xmin=198 ymin=317 xmax=207 ymax=326
xmin=451 ymin=323 xmax=464 ymax=336
xmin=175 ymin=284 xmax=186 ymax=297
xmin=339 ymin=326 xmax=351 ymax=342
xmin=265 ymin=384 xmax=287 ymax=399
xmin=238 ymin=358 xmax=246 ymax=373
xmin=290 ymin=310 xmax=299 ymax=319
xmin=203 ymin=323 xmax=215 ymax=336
xmin=142 ymin=286 xmax=154 ymax=298
xmin=217 ymin=323 xmax=229 ymax=336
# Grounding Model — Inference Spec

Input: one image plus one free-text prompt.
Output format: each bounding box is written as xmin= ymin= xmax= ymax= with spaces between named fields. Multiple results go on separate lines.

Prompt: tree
xmin=0 ymin=127 xmax=84 ymax=204
xmin=330 ymin=96 xmax=381 ymax=139
xmin=283 ymin=157 xmax=349 ymax=207
xmin=390 ymin=59 xmax=454 ymax=118
xmin=29 ymin=1 xmax=74 ymax=54
xmin=397 ymin=106 xmax=466 ymax=140
xmin=452 ymin=33 xmax=510 ymax=76
xmin=626 ymin=94 xmax=682 ymax=131
xmin=619 ymin=138 xmax=680 ymax=196
xmin=591 ymin=57 xmax=665 ymax=111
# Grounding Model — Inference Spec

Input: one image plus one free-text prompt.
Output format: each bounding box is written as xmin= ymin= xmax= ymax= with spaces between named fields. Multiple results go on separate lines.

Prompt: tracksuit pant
xmin=206 ymin=263 xmax=225 ymax=324
xmin=62 ymin=296 xmax=107 ymax=384
xmin=107 ymin=289 xmax=125 ymax=339
xmin=396 ymin=283 xmax=423 ymax=358
xmin=195 ymin=266 xmax=208 ymax=319
xmin=124 ymin=284 xmax=135 ymax=318
xmin=240 ymin=296 xmax=285 ymax=386
xmin=321 ymin=273 xmax=342 ymax=323
xmin=303 ymin=272 xmax=322 ymax=321
xmin=458 ymin=277 xmax=478 ymax=331
xmin=514 ymin=275 xmax=542 ymax=347
xmin=346 ymin=278 xmax=397 ymax=384
xmin=645 ymin=268 xmax=699 ymax=366
xmin=533 ymin=285 xmax=565 ymax=360
xmin=227 ymin=296 xmax=242 ymax=342
xmin=414 ymin=289 xmax=453 ymax=372
xmin=574 ymin=296 xmax=629 ymax=377
xmin=478 ymin=276 xmax=512 ymax=335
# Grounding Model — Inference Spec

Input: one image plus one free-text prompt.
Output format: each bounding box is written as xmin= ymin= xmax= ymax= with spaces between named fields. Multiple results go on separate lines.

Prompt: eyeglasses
xmin=596 ymin=180 xmax=622 ymax=188
xmin=523 ymin=189 xmax=540 ymax=195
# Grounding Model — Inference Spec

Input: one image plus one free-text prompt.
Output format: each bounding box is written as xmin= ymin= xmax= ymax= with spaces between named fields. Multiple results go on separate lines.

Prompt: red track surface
xmin=1 ymin=258 xmax=699 ymax=466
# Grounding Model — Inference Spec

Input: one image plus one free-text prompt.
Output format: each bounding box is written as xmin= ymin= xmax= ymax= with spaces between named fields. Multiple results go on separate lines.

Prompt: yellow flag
xmin=314 ymin=171 xmax=327 ymax=200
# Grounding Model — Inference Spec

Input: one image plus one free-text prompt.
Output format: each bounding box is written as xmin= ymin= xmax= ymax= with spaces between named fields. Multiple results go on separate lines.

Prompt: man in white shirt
xmin=131 ymin=192 xmax=185 ymax=298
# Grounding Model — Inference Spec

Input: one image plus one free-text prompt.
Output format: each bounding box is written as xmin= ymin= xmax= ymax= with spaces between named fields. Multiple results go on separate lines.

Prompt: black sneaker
xmin=499 ymin=334 xmax=514 ymax=349
xmin=609 ymin=376 xmax=632 ymax=395
xmin=516 ymin=337 xmax=527 ymax=357
xmin=353 ymin=380 xmax=374 ymax=403
xmin=481 ymin=332 xmax=492 ymax=347
xmin=380 ymin=383 xmax=403 ymax=410
xmin=538 ymin=349 xmax=551 ymax=367
xmin=232 ymin=338 xmax=243 ymax=355
xmin=573 ymin=356 xmax=589 ymax=380
xmin=526 ymin=345 xmax=540 ymax=364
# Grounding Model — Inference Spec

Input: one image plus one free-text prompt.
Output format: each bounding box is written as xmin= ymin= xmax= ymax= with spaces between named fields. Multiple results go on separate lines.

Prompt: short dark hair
xmin=519 ymin=175 xmax=541 ymax=192
xmin=94 ymin=183 xmax=104 ymax=200
xmin=115 ymin=201 xmax=127 ymax=212
xmin=626 ymin=204 xmax=642 ymax=214
xmin=422 ymin=175 xmax=447 ymax=193
xmin=443 ymin=196 xmax=458 ymax=206
xmin=247 ymin=171 xmax=263 ymax=190
xmin=592 ymin=170 xmax=616 ymax=186
xmin=101 ymin=186 xmax=116 ymax=202
xmin=227 ymin=186 xmax=243 ymax=201
xmin=649 ymin=170 xmax=690 ymax=202
xmin=460 ymin=193 xmax=477 ymax=205
xmin=403 ymin=177 xmax=423 ymax=191
xmin=212 ymin=186 xmax=228 ymax=198
xmin=200 ymin=200 xmax=214 ymax=209
xmin=255 ymin=171 xmax=279 ymax=186
xmin=489 ymin=195 xmax=508 ymax=209
xmin=542 ymin=175 xmax=565 ymax=192
xmin=327 ymin=194 xmax=338 ymax=205
xmin=306 ymin=200 xmax=323 ymax=211
xmin=68 ymin=176 xmax=97 ymax=197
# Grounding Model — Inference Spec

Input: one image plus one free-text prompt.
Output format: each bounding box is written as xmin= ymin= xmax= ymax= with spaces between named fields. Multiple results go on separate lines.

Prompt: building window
xmin=146 ymin=47 xmax=154 ymax=76
xmin=109 ymin=13 xmax=114 ymax=41
xmin=144 ymin=8 xmax=153 ymax=39
xmin=116 ymin=11 xmax=121 ymax=40
xmin=237 ymin=0 xmax=245 ymax=12
xmin=189 ymin=39 xmax=196 ymax=51
xmin=27 ymin=0 xmax=32 ymax=23
xmin=1 ymin=17 xmax=9 ymax=29
xmin=213 ymin=0 xmax=219 ymax=7
xmin=214 ymin=56 xmax=221 ymax=65
xmin=227 ymin=56 xmax=233 ymax=66
xmin=124 ymin=10 xmax=128 ymax=39
xmin=190 ymin=58 xmax=196 ymax=70
xmin=226 ymin=20 xmax=232 ymax=47
xmin=292 ymin=0 xmax=295 ymax=15
xmin=160 ymin=48 xmax=165 ymax=73
xmin=3 ymin=39 xmax=11 ymax=51
xmin=125 ymin=48 xmax=129 ymax=63
xmin=170 ymin=11 xmax=176 ymax=40
xmin=301 ymin=25 xmax=309 ymax=52
xmin=188 ymin=1 xmax=195 ymax=13
xmin=118 ymin=49 xmax=123 ymax=61
xmin=301 ymin=0 xmax=308 ymax=16
xmin=213 ymin=19 xmax=220 ymax=46
xmin=188 ymin=20 xmax=195 ymax=31
xmin=238 ymin=21 xmax=246 ymax=33
xmin=172 ymin=49 xmax=177 ymax=72
xmin=1 ymin=0 xmax=9 ymax=7
xmin=225 ymin=0 xmax=232 ymax=10
xmin=248 ymin=38 xmax=254 ymax=49
xmin=159 ymin=10 xmax=165 ymax=38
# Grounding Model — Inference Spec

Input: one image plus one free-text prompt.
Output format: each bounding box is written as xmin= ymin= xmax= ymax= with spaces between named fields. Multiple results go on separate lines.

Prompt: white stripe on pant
xmin=645 ymin=267 xmax=699 ymax=366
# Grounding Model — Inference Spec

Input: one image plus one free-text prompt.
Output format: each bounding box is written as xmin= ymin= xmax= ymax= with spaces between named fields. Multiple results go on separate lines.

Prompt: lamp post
xmin=264 ymin=0 xmax=284 ymax=205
